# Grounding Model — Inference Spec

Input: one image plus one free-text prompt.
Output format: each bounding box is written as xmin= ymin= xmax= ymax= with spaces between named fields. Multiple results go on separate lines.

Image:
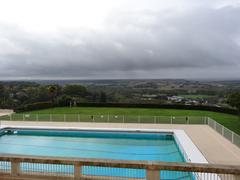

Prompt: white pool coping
xmin=0 ymin=125 xmax=220 ymax=180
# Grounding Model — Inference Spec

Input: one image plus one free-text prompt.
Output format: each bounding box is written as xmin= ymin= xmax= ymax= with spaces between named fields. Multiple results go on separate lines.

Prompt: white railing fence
xmin=1 ymin=114 xmax=208 ymax=124
xmin=207 ymin=117 xmax=240 ymax=148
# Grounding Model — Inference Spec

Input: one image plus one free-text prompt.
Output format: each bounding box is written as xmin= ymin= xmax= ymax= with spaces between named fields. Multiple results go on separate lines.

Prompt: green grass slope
xmin=22 ymin=107 xmax=240 ymax=135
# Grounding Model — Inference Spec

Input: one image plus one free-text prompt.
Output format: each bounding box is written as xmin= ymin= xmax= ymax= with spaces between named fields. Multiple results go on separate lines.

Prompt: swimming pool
xmin=0 ymin=128 xmax=193 ymax=179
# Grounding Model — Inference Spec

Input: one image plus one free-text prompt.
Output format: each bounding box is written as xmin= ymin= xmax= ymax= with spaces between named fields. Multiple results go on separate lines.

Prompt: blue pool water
xmin=0 ymin=129 xmax=193 ymax=179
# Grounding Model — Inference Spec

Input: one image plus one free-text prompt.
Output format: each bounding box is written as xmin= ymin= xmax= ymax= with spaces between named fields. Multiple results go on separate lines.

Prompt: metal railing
xmin=207 ymin=118 xmax=240 ymax=148
xmin=0 ymin=154 xmax=239 ymax=180
xmin=0 ymin=114 xmax=208 ymax=124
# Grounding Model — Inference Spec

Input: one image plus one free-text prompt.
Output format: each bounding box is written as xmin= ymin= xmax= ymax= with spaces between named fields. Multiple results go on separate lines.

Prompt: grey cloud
xmin=0 ymin=4 xmax=240 ymax=79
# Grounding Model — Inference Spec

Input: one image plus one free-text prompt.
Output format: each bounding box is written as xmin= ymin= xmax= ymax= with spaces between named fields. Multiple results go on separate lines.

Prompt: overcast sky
xmin=0 ymin=0 xmax=240 ymax=80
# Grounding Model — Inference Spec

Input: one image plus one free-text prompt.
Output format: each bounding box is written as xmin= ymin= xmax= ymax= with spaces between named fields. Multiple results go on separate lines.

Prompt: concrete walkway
xmin=0 ymin=109 xmax=14 ymax=116
xmin=0 ymin=121 xmax=240 ymax=165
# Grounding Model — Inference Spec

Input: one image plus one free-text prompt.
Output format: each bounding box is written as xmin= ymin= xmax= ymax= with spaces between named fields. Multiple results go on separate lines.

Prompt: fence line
xmin=207 ymin=117 xmax=240 ymax=148
xmin=2 ymin=114 xmax=208 ymax=124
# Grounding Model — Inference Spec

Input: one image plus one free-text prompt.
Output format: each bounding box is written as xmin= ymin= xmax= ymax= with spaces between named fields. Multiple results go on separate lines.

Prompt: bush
xmin=57 ymin=95 xmax=72 ymax=106
xmin=15 ymin=101 xmax=55 ymax=112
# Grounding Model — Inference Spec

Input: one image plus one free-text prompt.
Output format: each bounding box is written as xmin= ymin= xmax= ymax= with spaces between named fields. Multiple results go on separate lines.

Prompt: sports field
xmin=2 ymin=107 xmax=238 ymax=135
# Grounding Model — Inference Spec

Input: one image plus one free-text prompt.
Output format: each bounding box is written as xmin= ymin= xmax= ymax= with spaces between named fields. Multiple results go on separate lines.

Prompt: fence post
xmin=123 ymin=115 xmax=125 ymax=123
xmin=146 ymin=169 xmax=160 ymax=180
xmin=154 ymin=116 xmax=156 ymax=124
xmin=10 ymin=114 xmax=12 ymax=121
xmin=232 ymin=132 xmax=235 ymax=143
xmin=50 ymin=114 xmax=52 ymax=121
xmin=64 ymin=114 xmax=66 ymax=122
xmin=214 ymin=121 xmax=217 ymax=130
xmin=170 ymin=116 xmax=173 ymax=124
xmin=36 ymin=114 xmax=38 ymax=121
xmin=78 ymin=114 xmax=80 ymax=122
xmin=74 ymin=164 xmax=82 ymax=178
xmin=222 ymin=126 xmax=224 ymax=136
xmin=11 ymin=161 xmax=20 ymax=176
xmin=138 ymin=116 xmax=140 ymax=123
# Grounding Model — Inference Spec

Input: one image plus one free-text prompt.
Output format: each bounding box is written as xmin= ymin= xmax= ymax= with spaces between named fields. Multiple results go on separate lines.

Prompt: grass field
xmin=6 ymin=107 xmax=239 ymax=135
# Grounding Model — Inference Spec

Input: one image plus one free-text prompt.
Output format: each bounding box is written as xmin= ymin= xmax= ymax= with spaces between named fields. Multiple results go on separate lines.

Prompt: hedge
xmin=15 ymin=101 xmax=55 ymax=112
xmin=76 ymin=102 xmax=239 ymax=115
xmin=15 ymin=102 xmax=238 ymax=115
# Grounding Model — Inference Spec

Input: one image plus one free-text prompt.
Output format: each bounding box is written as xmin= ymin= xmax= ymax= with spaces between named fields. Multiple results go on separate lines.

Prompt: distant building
xmin=141 ymin=94 xmax=158 ymax=100
xmin=185 ymin=100 xmax=199 ymax=105
xmin=167 ymin=96 xmax=185 ymax=103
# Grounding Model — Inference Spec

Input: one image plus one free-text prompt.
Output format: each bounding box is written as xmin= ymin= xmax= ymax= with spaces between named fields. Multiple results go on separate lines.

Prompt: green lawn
xmin=11 ymin=107 xmax=239 ymax=135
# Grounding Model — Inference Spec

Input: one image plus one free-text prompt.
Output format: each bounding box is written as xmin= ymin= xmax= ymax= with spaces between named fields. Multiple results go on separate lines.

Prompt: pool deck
xmin=0 ymin=121 xmax=240 ymax=166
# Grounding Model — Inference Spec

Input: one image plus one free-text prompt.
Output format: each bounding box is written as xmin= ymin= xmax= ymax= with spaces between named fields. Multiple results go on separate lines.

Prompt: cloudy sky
xmin=0 ymin=0 xmax=240 ymax=80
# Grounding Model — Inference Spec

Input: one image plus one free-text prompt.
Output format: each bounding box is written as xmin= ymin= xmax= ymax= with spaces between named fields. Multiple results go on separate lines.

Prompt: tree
xmin=63 ymin=84 xmax=87 ymax=97
xmin=100 ymin=92 xmax=107 ymax=103
xmin=0 ymin=84 xmax=5 ymax=98
xmin=227 ymin=92 xmax=240 ymax=117
xmin=48 ymin=85 xmax=58 ymax=103
xmin=0 ymin=84 xmax=7 ymax=106
xmin=57 ymin=95 xmax=72 ymax=106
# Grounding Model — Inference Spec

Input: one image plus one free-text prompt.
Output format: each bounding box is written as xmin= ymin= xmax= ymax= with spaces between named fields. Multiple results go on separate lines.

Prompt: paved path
xmin=0 ymin=121 xmax=240 ymax=165
xmin=0 ymin=109 xmax=14 ymax=117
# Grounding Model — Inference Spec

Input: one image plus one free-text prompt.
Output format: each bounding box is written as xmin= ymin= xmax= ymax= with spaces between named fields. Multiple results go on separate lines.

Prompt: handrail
xmin=0 ymin=154 xmax=240 ymax=175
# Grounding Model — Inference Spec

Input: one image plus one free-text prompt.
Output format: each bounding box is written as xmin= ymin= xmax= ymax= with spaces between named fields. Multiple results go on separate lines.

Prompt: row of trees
xmin=0 ymin=82 xmax=107 ymax=109
xmin=0 ymin=82 xmax=239 ymax=115
xmin=227 ymin=92 xmax=240 ymax=115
